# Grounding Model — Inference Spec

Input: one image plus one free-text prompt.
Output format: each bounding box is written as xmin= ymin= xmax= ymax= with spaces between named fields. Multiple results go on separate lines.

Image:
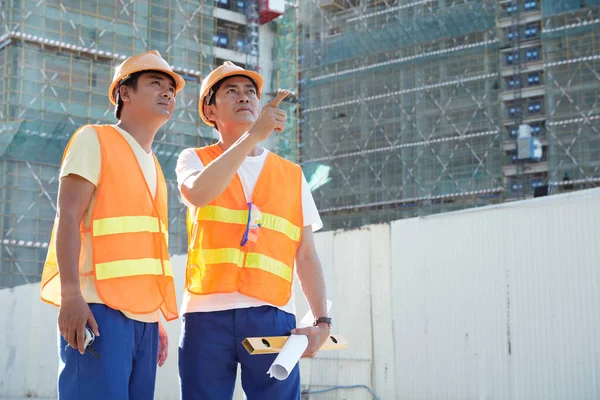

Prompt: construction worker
xmin=40 ymin=50 xmax=184 ymax=399
xmin=176 ymin=61 xmax=331 ymax=399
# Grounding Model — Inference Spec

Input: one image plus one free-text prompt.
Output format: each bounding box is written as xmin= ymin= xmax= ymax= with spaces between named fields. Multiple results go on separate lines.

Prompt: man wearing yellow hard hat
xmin=176 ymin=61 xmax=331 ymax=398
xmin=40 ymin=50 xmax=183 ymax=399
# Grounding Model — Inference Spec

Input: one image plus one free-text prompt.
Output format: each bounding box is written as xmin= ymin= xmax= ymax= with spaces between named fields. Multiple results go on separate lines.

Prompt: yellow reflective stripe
xmin=196 ymin=206 xmax=300 ymax=241
xmin=260 ymin=213 xmax=301 ymax=241
xmin=199 ymin=248 xmax=245 ymax=266
xmin=245 ymin=253 xmax=292 ymax=282
xmin=163 ymin=260 xmax=173 ymax=277
xmin=161 ymin=220 xmax=168 ymax=248
xmin=96 ymin=258 xmax=172 ymax=280
xmin=190 ymin=247 xmax=292 ymax=282
xmin=93 ymin=216 xmax=160 ymax=236
xmin=93 ymin=216 xmax=169 ymax=245
xmin=197 ymin=206 xmax=247 ymax=225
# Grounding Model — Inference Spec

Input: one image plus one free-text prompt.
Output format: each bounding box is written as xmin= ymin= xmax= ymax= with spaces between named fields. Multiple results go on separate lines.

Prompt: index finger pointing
xmin=267 ymin=90 xmax=290 ymax=108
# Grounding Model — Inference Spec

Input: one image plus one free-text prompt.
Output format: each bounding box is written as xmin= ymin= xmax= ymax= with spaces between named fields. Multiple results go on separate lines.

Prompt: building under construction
xmin=299 ymin=0 xmax=600 ymax=229
xmin=1 ymin=0 xmax=599 ymax=286
xmin=0 ymin=0 xmax=298 ymax=288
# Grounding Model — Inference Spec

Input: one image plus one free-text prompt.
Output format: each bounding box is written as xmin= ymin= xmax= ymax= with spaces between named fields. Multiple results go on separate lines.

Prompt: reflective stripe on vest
xmin=189 ymin=248 xmax=293 ymax=283
xmin=93 ymin=215 xmax=170 ymax=281
xmin=96 ymin=259 xmax=173 ymax=280
xmin=197 ymin=205 xmax=300 ymax=241
xmin=93 ymin=215 xmax=169 ymax=246
xmin=245 ymin=252 xmax=292 ymax=282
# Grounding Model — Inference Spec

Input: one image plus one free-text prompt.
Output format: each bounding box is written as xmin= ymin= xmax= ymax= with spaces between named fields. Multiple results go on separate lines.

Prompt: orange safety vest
xmin=185 ymin=144 xmax=303 ymax=306
xmin=41 ymin=125 xmax=178 ymax=321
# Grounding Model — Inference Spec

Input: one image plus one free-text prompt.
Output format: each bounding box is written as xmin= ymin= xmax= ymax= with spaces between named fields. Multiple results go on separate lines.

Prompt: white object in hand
xmin=266 ymin=300 xmax=333 ymax=380
xmin=266 ymin=334 xmax=308 ymax=380
xmin=84 ymin=327 xmax=95 ymax=348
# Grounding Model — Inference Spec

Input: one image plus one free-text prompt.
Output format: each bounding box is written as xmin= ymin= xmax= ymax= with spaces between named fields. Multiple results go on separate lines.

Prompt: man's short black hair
xmin=114 ymin=70 xmax=177 ymax=120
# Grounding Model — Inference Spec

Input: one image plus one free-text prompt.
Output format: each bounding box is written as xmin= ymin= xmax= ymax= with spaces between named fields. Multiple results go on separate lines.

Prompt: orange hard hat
xmin=108 ymin=50 xmax=186 ymax=106
xmin=198 ymin=61 xmax=264 ymax=127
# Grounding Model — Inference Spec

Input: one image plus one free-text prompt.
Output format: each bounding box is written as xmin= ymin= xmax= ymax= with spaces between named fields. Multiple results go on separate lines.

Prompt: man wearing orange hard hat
xmin=176 ymin=61 xmax=330 ymax=399
xmin=40 ymin=50 xmax=183 ymax=399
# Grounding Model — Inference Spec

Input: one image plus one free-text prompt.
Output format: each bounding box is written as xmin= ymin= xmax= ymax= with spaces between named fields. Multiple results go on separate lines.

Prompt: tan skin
xmin=180 ymin=76 xmax=330 ymax=357
xmin=57 ymin=72 xmax=175 ymax=366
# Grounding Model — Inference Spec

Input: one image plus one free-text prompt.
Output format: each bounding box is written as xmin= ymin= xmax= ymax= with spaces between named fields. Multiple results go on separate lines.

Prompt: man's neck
xmin=116 ymin=117 xmax=163 ymax=153
xmin=218 ymin=127 xmax=263 ymax=156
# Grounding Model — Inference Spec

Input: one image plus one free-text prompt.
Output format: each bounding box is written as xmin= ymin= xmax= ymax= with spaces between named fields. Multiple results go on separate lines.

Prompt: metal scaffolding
xmin=299 ymin=0 xmax=600 ymax=230
xmin=0 ymin=0 xmax=293 ymax=288
xmin=272 ymin=0 xmax=300 ymax=162
xmin=2 ymin=0 xmax=599 ymax=285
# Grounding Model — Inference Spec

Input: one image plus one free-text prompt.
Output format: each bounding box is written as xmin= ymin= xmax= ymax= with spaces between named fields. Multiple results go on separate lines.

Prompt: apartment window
xmin=524 ymin=0 xmax=538 ymax=10
xmin=512 ymin=182 xmax=524 ymax=191
xmin=214 ymin=32 xmax=229 ymax=48
xmin=215 ymin=20 xmax=246 ymax=51
xmin=527 ymin=72 xmax=540 ymax=85
xmin=530 ymin=123 xmax=544 ymax=136
xmin=506 ymin=53 xmax=519 ymax=64
xmin=526 ymin=48 xmax=540 ymax=61
xmin=524 ymin=25 xmax=538 ymax=39
xmin=509 ymin=106 xmax=521 ymax=117
xmin=527 ymin=101 xmax=542 ymax=113
xmin=216 ymin=0 xmax=246 ymax=12
xmin=531 ymin=178 xmax=543 ymax=189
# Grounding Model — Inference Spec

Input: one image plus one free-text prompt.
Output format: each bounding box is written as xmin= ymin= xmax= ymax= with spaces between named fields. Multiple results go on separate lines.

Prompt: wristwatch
xmin=313 ymin=317 xmax=332 ymax=329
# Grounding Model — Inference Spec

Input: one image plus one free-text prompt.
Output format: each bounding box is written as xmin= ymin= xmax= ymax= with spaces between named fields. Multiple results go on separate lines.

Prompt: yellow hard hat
xmin=198 ymin=61 xmax=264 ymax=127
xmin=108 ymin=50 xmax=186 ymax=106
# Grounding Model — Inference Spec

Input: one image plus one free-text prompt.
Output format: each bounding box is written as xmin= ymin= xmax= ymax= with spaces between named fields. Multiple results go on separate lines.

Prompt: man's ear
xmin=204 ymin=104 xmax=217 ymax=123
xmin=119 ymin=85 xmax=132 ymax=103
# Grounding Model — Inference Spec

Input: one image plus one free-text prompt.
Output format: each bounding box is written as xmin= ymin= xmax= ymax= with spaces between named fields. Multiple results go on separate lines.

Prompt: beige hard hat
xmin=198 ymin=61 xmax=264 ymax=127
xmin=108 ymin=50 xmax=186 ymax=106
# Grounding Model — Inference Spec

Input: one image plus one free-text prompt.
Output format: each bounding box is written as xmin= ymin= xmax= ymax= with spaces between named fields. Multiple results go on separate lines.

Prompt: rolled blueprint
xmin=266 ymin=334 xmax=309 ymax=380
xmin=266 ymin=300 xmax=332 ymax=380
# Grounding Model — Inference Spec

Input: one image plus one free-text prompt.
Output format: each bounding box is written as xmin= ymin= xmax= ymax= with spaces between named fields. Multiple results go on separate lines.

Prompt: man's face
xmin=121 ymin=72 xmax=176 ymax=120
xmin=205 ymin=76 xmax=259 ymax=130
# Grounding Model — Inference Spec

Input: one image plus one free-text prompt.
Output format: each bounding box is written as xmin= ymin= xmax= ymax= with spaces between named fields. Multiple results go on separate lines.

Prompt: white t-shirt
xmin=176 ymin=147 xmax=323 ymax=316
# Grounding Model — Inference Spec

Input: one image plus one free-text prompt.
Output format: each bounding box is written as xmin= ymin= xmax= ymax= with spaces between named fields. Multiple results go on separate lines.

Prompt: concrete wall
xmin=390 ymin=188 xmax=600 ymax=400
xmin=2 ymin=188 xmax=600 ymax=399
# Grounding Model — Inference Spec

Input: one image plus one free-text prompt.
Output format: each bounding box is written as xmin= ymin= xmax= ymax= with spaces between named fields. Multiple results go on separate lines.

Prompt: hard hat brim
xmin=108 ymin=68 xmax=186 ymax=106
xmin=199 ymin=70 xmax=264 ymax=127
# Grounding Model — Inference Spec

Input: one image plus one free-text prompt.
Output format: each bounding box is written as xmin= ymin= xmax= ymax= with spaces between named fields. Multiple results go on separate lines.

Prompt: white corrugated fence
xmin=1 ymin=188 xmax=600 ymax=399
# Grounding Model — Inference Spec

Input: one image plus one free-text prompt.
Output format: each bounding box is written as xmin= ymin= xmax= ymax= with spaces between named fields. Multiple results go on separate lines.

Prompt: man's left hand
xmin=157 ymin=320 xmax=168 ymax=367
xmin=291 ymin=324 xmax=331 ymax=358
